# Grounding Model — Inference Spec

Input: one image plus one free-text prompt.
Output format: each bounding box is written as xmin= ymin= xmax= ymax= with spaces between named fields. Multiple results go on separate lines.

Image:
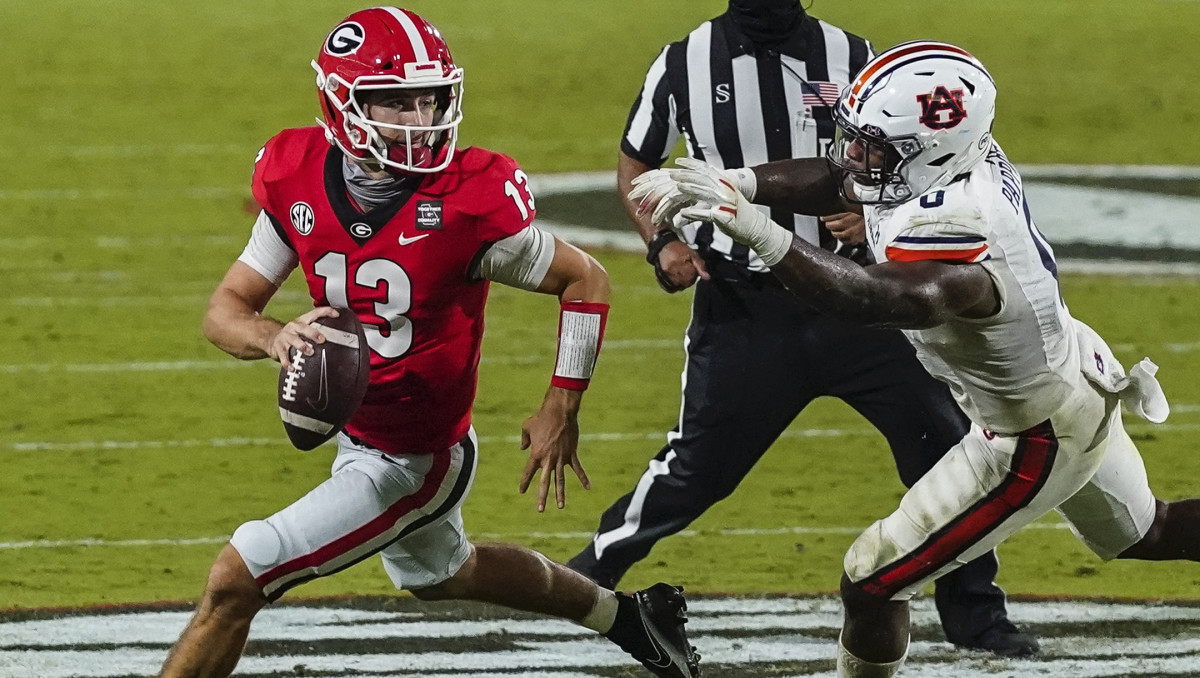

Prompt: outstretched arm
xmin=768 ymin=238 xmax=998 ymax=328
xmin=650 ymin=163 xmax=998 ymax=329
xmin=477 ymin=230 xmax=611 ymax=511
xmin=751 ymin=156 xmax=857 ymax=216
xmin=522 ymin=237 xmax=611 ymax=510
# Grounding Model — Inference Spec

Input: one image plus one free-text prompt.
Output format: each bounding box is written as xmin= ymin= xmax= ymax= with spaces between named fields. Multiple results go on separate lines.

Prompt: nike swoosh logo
xmin=640 ymin=615 xmax=674 ymax=668
xmin=305 ymin=351 xmax=329 ymax=412
xmin=397 ymin=232 xmax=431 ymax=246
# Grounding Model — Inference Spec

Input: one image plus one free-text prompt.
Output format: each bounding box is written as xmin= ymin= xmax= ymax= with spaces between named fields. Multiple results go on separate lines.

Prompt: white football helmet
xmin=829 ymin=41 xmax=997 ymax=204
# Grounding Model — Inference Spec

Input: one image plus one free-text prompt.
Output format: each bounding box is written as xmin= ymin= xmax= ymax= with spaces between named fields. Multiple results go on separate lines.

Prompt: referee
xmin=568 ymin=0 xmax=1039 ymax=656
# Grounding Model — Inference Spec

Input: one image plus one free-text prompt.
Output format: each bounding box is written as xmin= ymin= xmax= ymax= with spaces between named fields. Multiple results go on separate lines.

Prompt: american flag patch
xmin=885 ymin=234 xmax=990 ymax=263
xmin=801 ymin=81 xmax=842 ymax=108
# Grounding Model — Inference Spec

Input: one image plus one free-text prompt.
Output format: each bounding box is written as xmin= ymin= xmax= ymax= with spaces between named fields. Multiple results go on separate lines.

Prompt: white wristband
xmin=733 ymin=199 xmax=792 ymax=267
xmin=723 ymin=167 xmax=758 ymax=201
xmin=752 ymin=220 xmax=794 ymax=267
xmin=551 ymin=301 xmax=609 ymax=390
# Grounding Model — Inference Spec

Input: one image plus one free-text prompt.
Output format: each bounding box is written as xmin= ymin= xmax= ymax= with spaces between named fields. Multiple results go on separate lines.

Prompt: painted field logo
xmin=3 ymin=596 xmax=1200 ymax=677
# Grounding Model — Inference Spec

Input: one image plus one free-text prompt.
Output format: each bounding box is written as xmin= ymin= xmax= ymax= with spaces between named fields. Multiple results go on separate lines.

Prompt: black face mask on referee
xmin=727 ymin=0 xmax=807 ymax=46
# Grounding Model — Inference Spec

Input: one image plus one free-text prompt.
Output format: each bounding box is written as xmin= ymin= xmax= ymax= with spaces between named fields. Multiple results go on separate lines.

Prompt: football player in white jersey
xmin=631 ymin=41 xmax=1200 ymax=678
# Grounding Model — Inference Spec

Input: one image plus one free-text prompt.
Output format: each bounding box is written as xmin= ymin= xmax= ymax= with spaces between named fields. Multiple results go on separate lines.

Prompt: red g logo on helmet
xmin=916 ymin=86 xmax=967 ymax=129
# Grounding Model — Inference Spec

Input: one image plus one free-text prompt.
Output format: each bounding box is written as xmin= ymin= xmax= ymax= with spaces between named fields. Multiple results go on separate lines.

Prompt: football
xmin=277 ymin=309 xmax=371 ymax=450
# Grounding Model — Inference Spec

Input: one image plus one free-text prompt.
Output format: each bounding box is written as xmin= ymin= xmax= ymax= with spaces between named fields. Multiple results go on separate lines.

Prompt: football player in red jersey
xmin=159 ymin=8 xmax=700 ymax=678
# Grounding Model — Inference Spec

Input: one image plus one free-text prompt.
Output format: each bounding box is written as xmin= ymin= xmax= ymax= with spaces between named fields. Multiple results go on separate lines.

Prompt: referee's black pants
xmin=569 ymin=266 xmax=1010 ymax=643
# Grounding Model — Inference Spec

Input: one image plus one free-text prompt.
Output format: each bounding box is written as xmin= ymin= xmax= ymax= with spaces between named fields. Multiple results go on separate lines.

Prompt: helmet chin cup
xmin=386 ymin=144 xmax=433 ymax=170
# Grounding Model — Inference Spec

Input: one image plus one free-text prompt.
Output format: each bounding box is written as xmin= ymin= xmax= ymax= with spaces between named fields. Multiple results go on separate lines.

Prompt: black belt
xmin=344 ymin=432 xmax=379 ymax=450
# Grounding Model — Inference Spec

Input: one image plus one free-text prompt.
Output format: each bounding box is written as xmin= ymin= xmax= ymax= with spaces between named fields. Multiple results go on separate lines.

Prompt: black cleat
xmin=609 ymin=583 xmax=701 ymax=677
xmin=956 ymin=618 xmax=1040 ymax=657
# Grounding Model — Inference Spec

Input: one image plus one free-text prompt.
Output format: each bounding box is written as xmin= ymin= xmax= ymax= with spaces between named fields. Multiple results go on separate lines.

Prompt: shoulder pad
xmin=881 ymin=184 xmax=989 ymax=263
xmin=436 ymin=147 xmax=534 ymax=241
xmin=251 ymin=127 xmax=327 ymax=215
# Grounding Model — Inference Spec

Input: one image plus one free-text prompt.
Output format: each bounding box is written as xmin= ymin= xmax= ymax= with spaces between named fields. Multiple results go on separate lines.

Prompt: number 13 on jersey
xmin=504 ymin=169 xmax=536 ymax=221
xmin=314 ymin=252 xmax=413 ymax=359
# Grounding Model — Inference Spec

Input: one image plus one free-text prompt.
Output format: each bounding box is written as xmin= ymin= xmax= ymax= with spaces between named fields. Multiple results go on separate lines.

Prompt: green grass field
xmin=3 ymin=0 xmax=1200 ymax=612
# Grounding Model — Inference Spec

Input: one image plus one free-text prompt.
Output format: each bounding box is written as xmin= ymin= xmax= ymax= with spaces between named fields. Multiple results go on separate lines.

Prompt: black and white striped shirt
xmin=622 ymin=13 xmax=873 ymax=271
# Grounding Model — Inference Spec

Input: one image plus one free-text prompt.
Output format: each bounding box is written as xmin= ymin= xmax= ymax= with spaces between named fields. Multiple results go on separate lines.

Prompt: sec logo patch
xmin=290 ymin=202 xmax=315 ymax=236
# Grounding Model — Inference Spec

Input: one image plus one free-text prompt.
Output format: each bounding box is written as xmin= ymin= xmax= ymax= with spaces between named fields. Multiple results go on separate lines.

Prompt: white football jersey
xmin=864 ymin=143 xmax=1083 ymax=433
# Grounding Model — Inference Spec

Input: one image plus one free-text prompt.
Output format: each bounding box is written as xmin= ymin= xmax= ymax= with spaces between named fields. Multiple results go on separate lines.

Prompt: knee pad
xmin=230 ymin=519 xmax=283 ymax=572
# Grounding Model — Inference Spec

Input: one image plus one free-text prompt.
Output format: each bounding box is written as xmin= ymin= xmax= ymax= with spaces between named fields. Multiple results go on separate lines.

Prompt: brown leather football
xmin=277 ymin=309 xmax=371 ymax=450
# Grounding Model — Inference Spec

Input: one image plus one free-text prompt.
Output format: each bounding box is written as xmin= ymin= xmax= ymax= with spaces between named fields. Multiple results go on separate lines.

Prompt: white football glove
xmin=628 ymin=169 xmax=691 ymax=228
xmin=628 ymin=159 xmax=758 ymax=230
xmin=674 ymin=159 xmax=793 ymax=266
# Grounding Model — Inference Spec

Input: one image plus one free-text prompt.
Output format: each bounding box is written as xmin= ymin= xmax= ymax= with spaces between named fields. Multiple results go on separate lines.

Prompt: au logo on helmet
xmin=917 ymin=86 xmax=967 ymax=130
xmin=325 ymin=22 xmax=365 ymax=56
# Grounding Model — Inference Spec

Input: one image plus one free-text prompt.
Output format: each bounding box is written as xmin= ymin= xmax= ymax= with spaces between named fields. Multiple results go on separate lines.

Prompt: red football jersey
xmin=252 ymin=127 xmax=536 ymax=455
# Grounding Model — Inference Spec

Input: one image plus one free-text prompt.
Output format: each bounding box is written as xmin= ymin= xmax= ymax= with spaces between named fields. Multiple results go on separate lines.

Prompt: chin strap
xmin=551 ymin=301 xmax=609 ymax=390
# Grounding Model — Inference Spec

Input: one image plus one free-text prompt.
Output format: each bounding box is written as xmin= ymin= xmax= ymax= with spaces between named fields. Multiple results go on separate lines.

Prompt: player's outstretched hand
xmin=269 ymin=306 xmax=341 ymax=371
xmin=629 ymin=169 xmax=694 ymax=229
xmin=629 ymin=159 xmax=758 ymax=231
xmin=672 ymin=159 xmax=794 ymax=266
xmin=674 ymin=161 xmax=762 ymax=244
xmin=518 ymin=390 xmax=591 ymax=512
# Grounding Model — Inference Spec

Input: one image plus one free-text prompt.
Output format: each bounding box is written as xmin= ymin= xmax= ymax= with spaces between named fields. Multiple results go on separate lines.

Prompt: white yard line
xmin=6 ymin=338 xmax=1196 ymax=374
xmin=3 ymin=165 xmax=1200 ymax=274
xmin=1056 ymin=260 xmax=1200 ymax=276
xmin=0 ymin=523 xmax=1072 ymax=552
xmin=0 ymin=143 xmax=248 ymax=159
xmin=1 ymin=360 xmax=262 ymax=375
xmin=5 ymin=290 xmax=309 ymax=307
xmin=7 ymin=418 xmax=1199 ymax=454
xmin=0 ymin=187 xmax=242 ymax=200
xmin=0 ymin=341 xmax=681 ymax=374
xmin=3 ymin=599 xmax=1200 ymax=678
xmin=1 ymin=427 xmax=878 ymax=453
xmin=1017 ymin=164 xmax=1200 ymax=180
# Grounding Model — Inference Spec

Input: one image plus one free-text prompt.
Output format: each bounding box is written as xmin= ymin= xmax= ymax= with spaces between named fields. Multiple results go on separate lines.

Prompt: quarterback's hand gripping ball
xmin=277 ymin=310 xmax=371 ymax=450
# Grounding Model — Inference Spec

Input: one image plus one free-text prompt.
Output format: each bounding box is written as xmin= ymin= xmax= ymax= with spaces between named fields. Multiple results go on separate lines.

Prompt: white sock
xmin=579 ymin=587 xmax=619 ymax=633
xmin=837 ymin=633 xmax=908 ymax=678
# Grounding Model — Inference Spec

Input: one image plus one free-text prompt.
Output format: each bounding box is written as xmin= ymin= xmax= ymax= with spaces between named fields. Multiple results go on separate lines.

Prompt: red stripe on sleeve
xmin=885 ymin=245 xmax=988 ymax=263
